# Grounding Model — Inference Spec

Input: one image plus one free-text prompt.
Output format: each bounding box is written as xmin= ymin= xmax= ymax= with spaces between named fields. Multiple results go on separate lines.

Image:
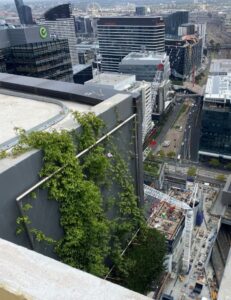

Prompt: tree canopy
xmin=111 ymin=227 xmax=166 ymax=294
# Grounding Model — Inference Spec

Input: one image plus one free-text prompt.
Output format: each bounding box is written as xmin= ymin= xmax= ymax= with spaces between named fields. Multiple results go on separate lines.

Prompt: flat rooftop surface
xmin=205 ymin=74 xmax=231 ymax=100
xmin=0 ymin=91 xmax=92 ymax=148
xmin=121 ymin=51 xmax=166 ymax=64
xmin=0 ymin=93 xmax=61 ymax=145
xmin=210 ymin=59 xmax=231 ymax=74
xmin=86 ymin=73 xmax=135 ymax=86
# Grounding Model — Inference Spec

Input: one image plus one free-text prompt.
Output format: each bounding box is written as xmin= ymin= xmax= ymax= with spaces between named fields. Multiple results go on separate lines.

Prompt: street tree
xmin=167 ymin=151 xmax=176 ymax=159
xmin=216 ymin=174 xmax=226 ymax=182
xmin=225 ymin=162 xmax=231 ymax=170
xmin=187 ymin=166 xmax=197 ymax=177
xmin=209 ymin=158 xmax=220 ymax=168
xmin=112 ymin=228 xmax=166 ymax=294
xmin=158 ymin=150 xmax=165 ymax=158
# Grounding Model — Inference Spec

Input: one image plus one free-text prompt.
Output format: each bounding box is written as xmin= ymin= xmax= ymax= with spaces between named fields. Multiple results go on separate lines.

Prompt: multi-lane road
xmin=180 ymin=97 xmax=202 ymax=162
xmin=145 ymin=94 xmax=203 ymax=163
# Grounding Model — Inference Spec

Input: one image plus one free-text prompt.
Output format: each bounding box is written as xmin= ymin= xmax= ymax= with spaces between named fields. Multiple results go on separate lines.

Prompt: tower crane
xmin=144 ymin=184 xmax=194 ymax=274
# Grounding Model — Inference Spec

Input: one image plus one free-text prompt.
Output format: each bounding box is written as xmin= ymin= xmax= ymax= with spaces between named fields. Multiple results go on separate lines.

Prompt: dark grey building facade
xmin=73 ymin=64 xmax=93 ymax=84
xmin=0 ymin=26 xmax=73 ymax=82
xmin=165 ymin=36 xmax=202 ymax=79
xmin=44 ymin=3 xmax=72 ymax=20
xmin=135 ymin=6 xmax=147 ymax=16
xmin=200 ymin=106 xmax=231 ymax=159
xmin=15 ymin=0 xmax=33 ymax=25
xmin=199 ymin=60 xmax=231 ymax=161
xmin=97 ymin=17 xmax=165 ymax=72
xmin=163 ymin=10 xmax=189 ymax=36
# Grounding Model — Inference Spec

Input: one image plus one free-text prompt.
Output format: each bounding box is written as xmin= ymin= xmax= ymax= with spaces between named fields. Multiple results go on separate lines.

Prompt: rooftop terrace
xmin=0 ymin=92 xmax=61 ymax=146
xmin=0 ymin=89 xmax=91 ymax=151
xmin=0 ymin=73 xmax=127 ymax=151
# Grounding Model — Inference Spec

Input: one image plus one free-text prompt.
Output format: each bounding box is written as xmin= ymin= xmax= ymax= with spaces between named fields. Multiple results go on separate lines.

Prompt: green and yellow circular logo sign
xmin=40 ymin=26 xmax=48 ymax=39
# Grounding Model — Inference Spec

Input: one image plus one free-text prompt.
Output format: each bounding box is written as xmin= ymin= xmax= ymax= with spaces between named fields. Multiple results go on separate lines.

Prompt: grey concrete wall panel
xmin=221 ymin=191 xmax=231 ymax=205
xmin=8 ymin=26 xmax=52 ymax=47
xmin=0 ymin=26 xmax=52 ymax=49
xmin=24 ymin=26 xmax=52 ymax=43
xmin=0 ymin=73 xmax=118 ymax=105
xmin=0 ymin=151 xmax=43 ymax=249
xmin=8 ymin=28 xmax=27 ymax=46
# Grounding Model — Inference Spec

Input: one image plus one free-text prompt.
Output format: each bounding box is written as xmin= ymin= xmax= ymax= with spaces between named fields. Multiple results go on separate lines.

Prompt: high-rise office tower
xmin=14 ymin=0 xmax=33 ymax=25
xmin=0 ymin=26 xmax=73 ymax=82
xmin=199 ymin=60 xmax=231 ymax=161
xmin=97 ymin=17 xmax=165 ymax=72
xmin=41 ymin=4 xmax=78 ymax=66
xmin=14 ymin=0 xmax=23 ymax=21
xmin=165 ymin=36 xmax=202 ymax=80
xmin=162 ymin=10 xmax=189 ymax=36
xmin=135 ymin=6 xmax=147 ymax=16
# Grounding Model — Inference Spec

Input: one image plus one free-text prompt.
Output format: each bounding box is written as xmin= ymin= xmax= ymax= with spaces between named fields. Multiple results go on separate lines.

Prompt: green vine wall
xmin=15 ymin=111 xmax=166 ymax=293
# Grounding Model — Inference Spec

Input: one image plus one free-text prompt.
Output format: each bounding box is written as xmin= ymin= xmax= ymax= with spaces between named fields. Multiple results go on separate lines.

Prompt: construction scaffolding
xmin=151 ymin=69 xmax=163 ymax=113
xmin=144 ymin=184 xmax=194 ymax=274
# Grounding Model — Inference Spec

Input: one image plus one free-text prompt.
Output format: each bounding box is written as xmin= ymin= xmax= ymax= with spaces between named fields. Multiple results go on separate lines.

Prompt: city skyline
xmin=0 ymin=1 xmax=231 ymax=299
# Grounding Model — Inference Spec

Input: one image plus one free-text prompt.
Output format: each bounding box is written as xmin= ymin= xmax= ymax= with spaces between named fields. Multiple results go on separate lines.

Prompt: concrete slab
xmin=0 ymin=93 xmax=61 ymax=144
xmin=0 ymin=238 xmax=149 ymax=300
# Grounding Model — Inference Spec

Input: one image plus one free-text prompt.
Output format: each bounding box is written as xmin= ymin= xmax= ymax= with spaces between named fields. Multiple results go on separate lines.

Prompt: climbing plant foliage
xmin=15 ymin=111 xmax=166 ymax=291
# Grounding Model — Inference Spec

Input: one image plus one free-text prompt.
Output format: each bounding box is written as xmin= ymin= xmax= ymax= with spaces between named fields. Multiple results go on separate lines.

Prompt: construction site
xmin=144 ymin=178 xmax=221 ymax=300
xmin=148 ymin=201 xmax=184 ymax=242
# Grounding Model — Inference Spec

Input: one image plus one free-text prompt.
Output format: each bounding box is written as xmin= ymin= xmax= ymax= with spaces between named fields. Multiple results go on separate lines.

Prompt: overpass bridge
xmin=176 ymin=93 xmax=202 ymax=98
xmin=173 ymin=82 xmax=205 ymax=97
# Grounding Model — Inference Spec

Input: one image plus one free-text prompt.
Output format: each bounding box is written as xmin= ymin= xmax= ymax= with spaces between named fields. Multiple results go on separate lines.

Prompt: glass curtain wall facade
xmin=165 ymin=37 xmax=202 ymax=79
xmin=199 ymin=60 xmax=231 ymax=160
xmin=14 ymin=0 xmax=33 ymax=25
xmin=97 ymin=17 xmax=165 ymax=72
xmin=42 ymin=4 xmax=78 ymax=66
xmin=163 ymin=11 xmax=189 ymax=36
xmin=200 ymin=103 xmax=231 ymax=158
xmin=6 ymin=40 xmax=73 ymax=82
xmin=0 ymin=49 xmax=6 ymax=72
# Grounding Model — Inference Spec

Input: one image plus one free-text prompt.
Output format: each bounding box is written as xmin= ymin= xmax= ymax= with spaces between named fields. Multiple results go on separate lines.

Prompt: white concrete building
xmin=85 ymin=73 xmax=153 ymax=141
